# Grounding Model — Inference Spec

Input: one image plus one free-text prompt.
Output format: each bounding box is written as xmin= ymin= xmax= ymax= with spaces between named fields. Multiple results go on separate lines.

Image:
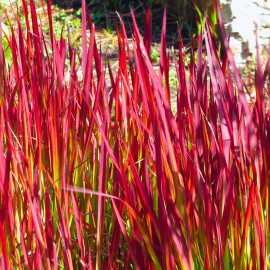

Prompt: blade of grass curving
xmin=45 ymin=186 xmax=53 ymax=262
xmin=143 ymin=7 xmax=152 ymax=56
xmin=52 ymin=35 xmax=65 ymax=90
xmin=46 ymin=0 xmax=55 ymax=49
xmin=120 ymin=65 xmax=128 ymax=137
xmin=21 ymin=0 xmax=31 ymax=42
xmin=158 ymin=6 xmax=170 ymax=105
xmin=107 ymin=60 xmax=116 ymax=111
xmin=86 ymin=9 xmax=102 ymax=81
xmin=194 ymin=33 xmax=203 ymax=156
xmin=9 ymin=30 xmax=19 ymax=82
xmin=0 ymin=223 xmax=9 ymax=270
xmin=132 ymin=39 xmax=151 ymax=116
xmin=29 ymin=0 xmax=42 ymax=67
xmin=117 ymin=12 xmax=134 ymax=82
xmin=83 ymin=22 xmax=95 ymax=102
xmin=17 ymin=17 xmax=29 ymax=96
xmin=81 ymin=0 xmax=87 ymax=78
xmin=96 ymin=122 xmax=107 ymax=269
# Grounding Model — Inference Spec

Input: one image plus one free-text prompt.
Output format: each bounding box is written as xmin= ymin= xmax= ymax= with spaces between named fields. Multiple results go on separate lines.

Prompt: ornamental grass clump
xmin=0 ymin=0 xmax=270 ymax=269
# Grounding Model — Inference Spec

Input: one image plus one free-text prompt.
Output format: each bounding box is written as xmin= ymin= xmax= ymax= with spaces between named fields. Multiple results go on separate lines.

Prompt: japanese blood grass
xmin=1 ymin=0 xmax=270 ymax=269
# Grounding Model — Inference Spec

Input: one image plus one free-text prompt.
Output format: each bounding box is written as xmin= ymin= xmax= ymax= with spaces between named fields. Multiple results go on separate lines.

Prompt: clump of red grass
xmin=0 ymin=0 xmax=270 ymax=269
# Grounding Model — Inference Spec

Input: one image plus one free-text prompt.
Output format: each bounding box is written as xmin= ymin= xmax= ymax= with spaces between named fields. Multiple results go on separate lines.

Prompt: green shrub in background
xmin=73 ymin=0 xmax=217 ymax=42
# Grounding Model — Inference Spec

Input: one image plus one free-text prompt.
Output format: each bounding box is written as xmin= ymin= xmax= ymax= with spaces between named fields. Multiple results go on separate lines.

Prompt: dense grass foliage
xmin=0 ymin=0 xmax=270 ymax=269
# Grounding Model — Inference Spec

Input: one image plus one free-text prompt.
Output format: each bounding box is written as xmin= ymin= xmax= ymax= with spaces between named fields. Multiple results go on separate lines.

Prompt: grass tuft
xmin=0 ymin=1 xmax=270 ymax=269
